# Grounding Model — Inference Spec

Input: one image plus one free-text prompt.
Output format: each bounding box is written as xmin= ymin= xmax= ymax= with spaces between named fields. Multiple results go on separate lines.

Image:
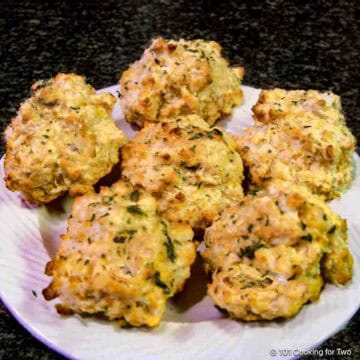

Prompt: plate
xmin=1 ymin=85 xmax=359 ymax=360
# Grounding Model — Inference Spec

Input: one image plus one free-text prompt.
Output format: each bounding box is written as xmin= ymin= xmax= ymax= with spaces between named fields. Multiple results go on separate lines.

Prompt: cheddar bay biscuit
xmin=204 ymin=181 xmax=353 ymax=321
xmin=120 ymin=38 xmax=244 ymax=127
xmin=4 ymin=73 xmax=127 ymax=204
xmin=121 ymin=115 xmax=244 ymax=229
xmin=236 ymin=89 xmax=355 ymax=199
xmin=43 ymin=181 xmax=195 ymax=327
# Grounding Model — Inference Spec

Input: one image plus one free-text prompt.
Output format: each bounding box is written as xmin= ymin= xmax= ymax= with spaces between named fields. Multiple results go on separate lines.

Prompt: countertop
xmin=0 ymin=1 xmax=359 ymax=359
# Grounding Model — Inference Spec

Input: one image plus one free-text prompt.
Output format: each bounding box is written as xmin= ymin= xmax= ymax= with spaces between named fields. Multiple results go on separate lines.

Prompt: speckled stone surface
xmin=0 ymin=1 xmax=359 ymax=359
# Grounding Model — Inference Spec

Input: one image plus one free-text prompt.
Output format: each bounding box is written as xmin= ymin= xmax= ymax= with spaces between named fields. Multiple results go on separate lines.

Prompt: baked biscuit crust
xmin=121 ymin=115 xmax=244 ymax=229
xmin=43 ymin=181 xmax=195 ymax=327
xmin=203 ymin=181 xmax=353 ymax=320
xmin=4 ymin=73 xmax=127 ymax=204
xmin=120 ymin=38 xmax=244 ymax=127
xmin=237 ymin=89 xmax=355 ymax=200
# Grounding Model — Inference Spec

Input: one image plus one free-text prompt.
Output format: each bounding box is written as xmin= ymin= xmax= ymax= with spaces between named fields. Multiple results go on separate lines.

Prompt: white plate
xmin=1 ymin=85 xmax=359 ymax=360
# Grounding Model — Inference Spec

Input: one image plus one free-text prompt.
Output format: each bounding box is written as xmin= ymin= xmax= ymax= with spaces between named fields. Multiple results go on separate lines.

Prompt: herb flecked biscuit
xmin=119 ymin=37 xmax=244 ymax=127
xmin=43 ymin=181 xmax=195 ymax=328
xmin=253 ymin=88 xmax=349 ymax=126
xmin=4 ymin=73 xmax=127 ymax=204
xmin=121 ymin=115 xmax=244 ymax=229
xmin=203 ymin=181 xmax=353 ymax=321
xmin=236 ymin=89 xmax=355 ymax=200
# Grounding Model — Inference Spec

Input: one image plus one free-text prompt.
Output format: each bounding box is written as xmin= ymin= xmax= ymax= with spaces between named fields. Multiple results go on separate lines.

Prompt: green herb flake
xmin=165 ymin=234 xmax=176 ymax=262
xmin=327 ymin=225 xmax=336 ymax=234
xmin=32 ymin=290 xmax=37 ymax=297
xmin=242 ymin=282 xmax=257 ymax=289
xmin=189 ymin=133 xmax=203 ymax=140
xmin=300 ymin=234 xmax=313 ymax=242
xmin=154 ymin=272 xmax=170 ymax=294
xmin=130 ymin=190 xmax=140 ymax=202
xmin=239 ymin=242 xmax=264 ymax=259
xmin=127 ymin=205 xmax=145 ymax=216
xmin=205 ymin=131 xmax=214 ymax=139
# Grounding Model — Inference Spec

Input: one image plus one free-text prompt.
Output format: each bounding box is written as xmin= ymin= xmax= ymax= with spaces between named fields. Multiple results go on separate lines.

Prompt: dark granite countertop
xmin=0 ymin=1 xmax=359 ymax=359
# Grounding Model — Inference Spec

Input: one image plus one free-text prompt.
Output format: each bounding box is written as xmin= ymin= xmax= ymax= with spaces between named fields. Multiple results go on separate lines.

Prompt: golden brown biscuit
xmin=209 ymin=263 xmax=323 ymax=321
xmin=121 ymin=115 xmax=244 ymax=229
xmin=203 ymin=180 xmax=353 ymax=321
xmin=236 ymin=90 xmax=355 ymax=200
xmin=43 ymin=181 xmax=195 ymax=327
xmin=119 ymin=38 xmax=244 ymax=127
xmin=253 ymin=88 xmax=346 ymax=125
xmin=4 ymin=73 xmax=127 ymax=204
